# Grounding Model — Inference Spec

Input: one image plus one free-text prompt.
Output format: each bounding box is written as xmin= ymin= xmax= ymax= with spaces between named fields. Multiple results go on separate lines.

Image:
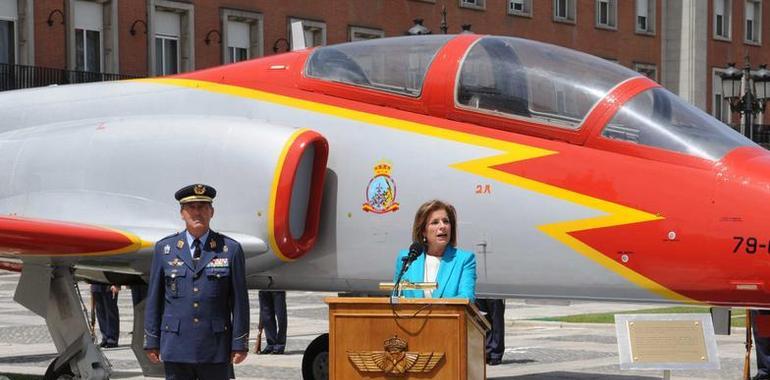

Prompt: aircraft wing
xmin=0 ymin=215 xmax=150 ymax=257
xmin=0 ymin=215 xmax=268 ymax=281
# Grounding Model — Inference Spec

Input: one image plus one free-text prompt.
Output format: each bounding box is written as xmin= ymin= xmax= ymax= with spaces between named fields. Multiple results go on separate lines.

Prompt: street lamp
xmin=720 ymin=57 xmax=770 ymax=141
xmin=406 ymin=19 xmax=431 ymax=35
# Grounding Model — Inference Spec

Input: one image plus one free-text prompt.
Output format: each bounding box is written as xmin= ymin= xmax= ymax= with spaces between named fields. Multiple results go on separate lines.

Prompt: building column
xmin=662 ymin=0 xmax=708 ymax=110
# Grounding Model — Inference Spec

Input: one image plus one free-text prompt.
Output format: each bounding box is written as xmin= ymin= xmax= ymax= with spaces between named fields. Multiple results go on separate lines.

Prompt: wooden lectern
xmin=325 ymin=297 xmax=491 ymax=379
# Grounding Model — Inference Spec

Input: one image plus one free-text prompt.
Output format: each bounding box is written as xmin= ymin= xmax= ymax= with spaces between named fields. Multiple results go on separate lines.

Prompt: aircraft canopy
xmin=306 ymin=35 xmax=755 ymax=161
xmin=305 ymin=35 xmax=453 ymax=97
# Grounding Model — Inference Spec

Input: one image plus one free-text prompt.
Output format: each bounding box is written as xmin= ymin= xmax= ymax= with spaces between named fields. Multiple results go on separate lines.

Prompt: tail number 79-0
xmin=733 ymin=236 xmax=769 ymax=254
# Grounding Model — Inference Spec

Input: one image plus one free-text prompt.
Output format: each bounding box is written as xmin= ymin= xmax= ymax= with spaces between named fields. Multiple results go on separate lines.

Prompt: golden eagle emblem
xmin=347 ymin=335 xmax=444 ymax=375
xmin=193 ymin=184 xmax=206 ymax=195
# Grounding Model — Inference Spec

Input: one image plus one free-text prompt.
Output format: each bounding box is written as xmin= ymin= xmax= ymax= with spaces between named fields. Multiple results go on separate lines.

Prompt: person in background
xmin=131 ymin=284 xmax=148 ymax=307
xmin=476 ymin=298 xmax=505 ymax=365
xmin=91 ymin=283 xmax=120 ymax=348
xmin=258 ymin=290 xmax=288 ymax=354
xmin=753 ymin=310 xmax=770 ymax=380
xmin=392 ymin=199 xmax=476 ymax=301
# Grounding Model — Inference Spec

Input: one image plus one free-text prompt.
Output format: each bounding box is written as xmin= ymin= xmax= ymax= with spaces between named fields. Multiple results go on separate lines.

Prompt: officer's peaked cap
xmin=175 ymin=184 xmax=217 ymax=204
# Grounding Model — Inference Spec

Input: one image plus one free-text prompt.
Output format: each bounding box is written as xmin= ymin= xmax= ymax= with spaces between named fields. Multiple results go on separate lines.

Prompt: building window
xmin=508 ymin=0 xmax=532 ymax=17
xmin=155 ymin=35 xmax=178 ymax=75
xmin=221 ymin=9 xmax=263 ymax=64
xmin=634 ymin=63 xmax=657 ymax=82
xmin=349 ymin=26 xmax=384 ymax=41
xmin=1 ymin=0 xmax=32 ymax=66
xmin=149 ymin=1 xmax=194 ymax=76
xmin=72 ymin=1 xmax=102 ymax=72
xmin=75 ymin=29 xmax=100 ymax=72
xmin=596 ymin=0 xmax=617 ymax=29
xmin=67 ymin=1 xmax=119 ymax=74
xmin=635 ymin=0 xmax=655 ymax=34
xmin=460 ymin=0 xmax=485 ymax=10
xmin=745 ymin=0 xmax=761 ymax=44
xmin=226 ymin=21 xmax=249 ymax=63
xmin=713 ymin=69 xmax=732 ymax=124
xmin=554 ymin=0 xmax=576 ymax=23
xmin=0 ymin=0 xmax=16 ymax=65
xmin=0 ymin=19 xmax=14 ymax=64
xmin=288 ymin=18 xmax=326 ymax=49
xmin=714 ymin=0 xmax=732 ymax=40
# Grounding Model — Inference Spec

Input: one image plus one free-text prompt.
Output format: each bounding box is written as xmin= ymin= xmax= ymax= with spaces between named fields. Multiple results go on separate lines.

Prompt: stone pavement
xmin=0 ymin=272 xmax=756 ymax=379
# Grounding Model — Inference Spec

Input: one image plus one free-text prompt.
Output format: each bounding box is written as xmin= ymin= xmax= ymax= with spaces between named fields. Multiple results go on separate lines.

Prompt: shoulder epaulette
xmin=158 ymin=231 xmax=182 ymax=242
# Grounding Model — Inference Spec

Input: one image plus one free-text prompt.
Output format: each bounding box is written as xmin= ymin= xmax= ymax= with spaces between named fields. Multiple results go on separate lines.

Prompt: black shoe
xmin=487 ymin=358 xmax=502 ymax=366
xmin=259 ymin=347 xmax=274 ymax=355
xmin=752 ymin=375 xmax=770 ymax=380
xmin=100 ymin=342 xmax=118 ymax=349
xmin=271 ymin=349 xmax=285 ymax=355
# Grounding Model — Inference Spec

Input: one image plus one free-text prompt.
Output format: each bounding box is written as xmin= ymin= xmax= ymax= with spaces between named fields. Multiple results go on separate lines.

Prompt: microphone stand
xmin=392 ymin=257 xmax=411 ymax=301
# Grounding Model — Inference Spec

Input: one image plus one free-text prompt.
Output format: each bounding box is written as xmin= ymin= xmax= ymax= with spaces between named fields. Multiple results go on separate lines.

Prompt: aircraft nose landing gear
xmin=302 ymin=333 xmax=328 ymax=380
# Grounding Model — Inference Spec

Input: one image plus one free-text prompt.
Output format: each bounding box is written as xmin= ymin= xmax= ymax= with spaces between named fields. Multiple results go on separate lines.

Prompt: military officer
xmin=144 ymin=184 xmax=249 ymax=380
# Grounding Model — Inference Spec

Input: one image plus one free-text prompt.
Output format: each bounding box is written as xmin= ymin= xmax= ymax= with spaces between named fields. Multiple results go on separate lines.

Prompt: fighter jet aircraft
xmin=0 ymin=33 xmax=766 ymax=379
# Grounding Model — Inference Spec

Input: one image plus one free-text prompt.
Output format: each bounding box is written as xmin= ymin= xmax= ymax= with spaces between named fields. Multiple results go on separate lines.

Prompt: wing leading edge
xmin=0 ymin=215 xmax=151 ymax=257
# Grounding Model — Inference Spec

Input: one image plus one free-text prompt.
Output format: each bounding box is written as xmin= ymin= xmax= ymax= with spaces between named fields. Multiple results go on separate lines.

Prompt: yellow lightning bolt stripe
xmin=139 ymin=78 xmax=695 ymax=303
xmin=452 ymin=155 xmax=693 ymax=304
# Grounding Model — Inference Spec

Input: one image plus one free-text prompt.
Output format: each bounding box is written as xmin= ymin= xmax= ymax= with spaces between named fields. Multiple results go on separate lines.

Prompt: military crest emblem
xmin=347 ymin=335 xmax=444 ymax=375
xmin=362 ymin=161 xmax=399 ymax=214
xmin=193 ymin=184 xmax=206 ymax=195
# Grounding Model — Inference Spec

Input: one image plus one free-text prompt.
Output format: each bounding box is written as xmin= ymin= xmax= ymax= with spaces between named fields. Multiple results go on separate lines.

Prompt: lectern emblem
xmin=347 ymin=335 xmax=444 ymax=375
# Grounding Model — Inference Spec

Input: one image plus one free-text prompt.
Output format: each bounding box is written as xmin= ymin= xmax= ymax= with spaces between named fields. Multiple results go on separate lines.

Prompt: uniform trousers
xmin=131 ymin=284 xmax=148 ymax=306
xmin=753 ymin=310 xmax=770 ymax=378
xmin=475 ymin=298 xmax=505 ymax=361
xmin=91 ymin=284 xmax=120 ymax=345
xmin=164 ymin=361 xmax=230 ymax=380
xmin=258 ymin=290 xmax=287 ymax=353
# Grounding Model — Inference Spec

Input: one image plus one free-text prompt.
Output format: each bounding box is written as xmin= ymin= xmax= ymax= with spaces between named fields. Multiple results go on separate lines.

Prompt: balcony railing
xmin=0 ymin=63 xmax=136 ymax=91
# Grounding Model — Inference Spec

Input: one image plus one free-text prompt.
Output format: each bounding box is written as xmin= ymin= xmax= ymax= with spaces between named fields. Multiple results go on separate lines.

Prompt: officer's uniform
xmin=258 ymin=290 xmax=287 ymax=354
xmin=91 ymin=283 xmax=120 ymax=347
xmin=144 ymin=185 xmax=250 ymax=380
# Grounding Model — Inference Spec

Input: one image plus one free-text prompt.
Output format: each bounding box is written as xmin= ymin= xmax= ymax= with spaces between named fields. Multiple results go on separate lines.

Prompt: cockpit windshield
xmin=457 ymin=36 xmax=639 ymax=129
xmin=305 ymin=35 xmax=453 ymax=96
xmin=601 ymin=88 xmax=756 ymax=160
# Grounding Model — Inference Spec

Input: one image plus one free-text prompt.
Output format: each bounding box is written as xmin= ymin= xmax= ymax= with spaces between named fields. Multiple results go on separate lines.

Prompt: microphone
xmin=393 ymin=242 xmax=424 ymax=298
xmin=403 ymin=242 xmax=425 ymax=265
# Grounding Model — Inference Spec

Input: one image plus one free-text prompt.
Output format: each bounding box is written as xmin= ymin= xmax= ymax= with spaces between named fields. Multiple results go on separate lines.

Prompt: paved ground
xmin=0 ymin=271 xmax=757 ymax=379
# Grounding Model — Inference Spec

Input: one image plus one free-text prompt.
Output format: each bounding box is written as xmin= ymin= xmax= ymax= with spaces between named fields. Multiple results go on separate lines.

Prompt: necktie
xmin=192 ymin=239 xmax=201 ymax=268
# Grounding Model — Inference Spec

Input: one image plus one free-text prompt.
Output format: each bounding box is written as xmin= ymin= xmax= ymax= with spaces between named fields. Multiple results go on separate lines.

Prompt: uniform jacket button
xmin=193 ymin=287 xmax=199 ymax=293
xmin=193 ymin=302 xmax=199 ymax=308
xmin=193 ymin=318 xmax=199 ymax=323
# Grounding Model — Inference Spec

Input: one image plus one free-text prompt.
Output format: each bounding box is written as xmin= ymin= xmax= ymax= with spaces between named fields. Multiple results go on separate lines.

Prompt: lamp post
xmin=406 ymin=19 xmax=431 ymax=35
xmin=720 ymin=57 xmax=770 ymax=141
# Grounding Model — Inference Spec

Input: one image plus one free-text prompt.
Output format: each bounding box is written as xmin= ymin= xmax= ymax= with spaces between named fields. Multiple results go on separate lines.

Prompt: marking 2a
xmin=475 ymin=184 xmax=492 ymax=194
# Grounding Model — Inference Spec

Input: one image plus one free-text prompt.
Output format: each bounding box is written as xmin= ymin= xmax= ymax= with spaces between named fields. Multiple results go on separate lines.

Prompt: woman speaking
xmin=392 ymin=200 xmax=476 ymax=301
